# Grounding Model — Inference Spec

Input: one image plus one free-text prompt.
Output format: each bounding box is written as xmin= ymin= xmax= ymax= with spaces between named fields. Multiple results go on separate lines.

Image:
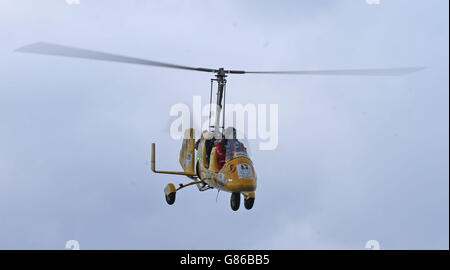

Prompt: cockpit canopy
xmin=223 ymin=138 xmax=249 ymax=162
xmin=198 ymin=128 xmax=251 ymax=165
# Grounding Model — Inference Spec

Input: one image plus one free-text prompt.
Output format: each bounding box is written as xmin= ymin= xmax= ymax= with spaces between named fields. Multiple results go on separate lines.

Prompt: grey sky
xmin=0 ymin=0 xmax=448 ymax=249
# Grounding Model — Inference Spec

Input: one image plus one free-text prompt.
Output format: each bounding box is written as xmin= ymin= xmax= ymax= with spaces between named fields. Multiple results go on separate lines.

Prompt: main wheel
xmin=165 ymin=192 xmax=176 ymax=205
xmin=230 ymin=192 xmax=240 ymax=211
xmin=244 ymin=197 xmax=255 ymax=210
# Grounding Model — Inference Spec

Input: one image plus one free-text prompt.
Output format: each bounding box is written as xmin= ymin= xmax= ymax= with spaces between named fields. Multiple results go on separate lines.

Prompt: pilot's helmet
xmin=202 ymin=130 xmax=213 ymax=140
xmin=224 ymin=127 xmax=237 ymax=139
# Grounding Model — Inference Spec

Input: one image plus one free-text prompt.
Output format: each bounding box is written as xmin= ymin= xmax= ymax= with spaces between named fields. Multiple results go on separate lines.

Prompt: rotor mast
xmin=213 ymin=68 xmax=226 ymax=138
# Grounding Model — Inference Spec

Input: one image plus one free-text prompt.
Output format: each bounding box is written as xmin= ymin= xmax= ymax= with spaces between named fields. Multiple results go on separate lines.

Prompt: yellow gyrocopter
xmin=15 ymin=42 xmax=423 ymax=211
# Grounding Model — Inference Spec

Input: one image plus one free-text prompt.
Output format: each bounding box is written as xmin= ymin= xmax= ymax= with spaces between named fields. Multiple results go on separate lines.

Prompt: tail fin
xmin=179 ymin=128 xmax=196 ymax=174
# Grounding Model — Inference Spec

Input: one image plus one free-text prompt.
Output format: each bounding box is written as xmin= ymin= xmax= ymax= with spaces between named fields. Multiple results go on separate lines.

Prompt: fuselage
xmin=196 ymin=139 xmax=257 ymax=193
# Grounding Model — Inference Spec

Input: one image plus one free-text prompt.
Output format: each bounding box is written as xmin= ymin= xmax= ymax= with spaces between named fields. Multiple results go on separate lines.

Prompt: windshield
xmin=224 ymin=138 xmax=249 ymax=162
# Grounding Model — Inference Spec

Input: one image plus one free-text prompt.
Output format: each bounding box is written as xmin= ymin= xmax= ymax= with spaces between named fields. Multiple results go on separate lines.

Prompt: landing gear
xmin=165 ymin=192 xmax=176 ymax=205
xmin=243 ymin=192 xmax=255 ymax=210
xmin=244 ymin=197 xmax=255 ymax=210
xmin=164 ymin=180 xmax=205 ymax=205
xmin=230 ymin=192 xmax=241 ymax=211
xmin=164 ymin=183 xmax=176 ymax=205
xmin=230 ymin=192 xmax=255 ymax=211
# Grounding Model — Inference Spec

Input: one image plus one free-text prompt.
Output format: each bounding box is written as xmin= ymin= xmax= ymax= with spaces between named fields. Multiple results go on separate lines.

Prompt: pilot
xmin=195 ymin=130 xmax=215 ymax=167
xmin=195 ymin=130 xmax=210 ymax=150
xmin=224 ymin=126 xmax=237 ymax=140
xmin=223 ymin=127 xmax=247 ymax=162
xmin=214 ymin=139 xmax=226 ymax=170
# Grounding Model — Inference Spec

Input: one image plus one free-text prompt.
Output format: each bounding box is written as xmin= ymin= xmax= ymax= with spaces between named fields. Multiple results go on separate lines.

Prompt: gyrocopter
xmin=16 ymin=42 xmax=422 ymax=211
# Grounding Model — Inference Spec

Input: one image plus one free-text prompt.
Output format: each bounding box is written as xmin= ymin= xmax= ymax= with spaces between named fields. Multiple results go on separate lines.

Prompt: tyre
xmin=165 ymin=192 xmax=176 ymax=205
xmin=244 ymin=198 xmax=255 ymax=210
xmin=230 ymin=192 xmax=240 ymax=211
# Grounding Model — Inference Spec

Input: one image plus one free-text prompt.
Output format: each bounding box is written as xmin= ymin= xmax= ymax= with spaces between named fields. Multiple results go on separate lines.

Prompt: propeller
xmin=16 ymin=42 xmax=217 ymax=73
xmin=243 ymin=68 xmax=424 ymax=76
xmin=16 ymin=42 xmax=424 ymax=76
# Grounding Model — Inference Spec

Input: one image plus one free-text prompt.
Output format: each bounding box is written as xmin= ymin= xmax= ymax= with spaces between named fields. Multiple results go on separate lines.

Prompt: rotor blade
xmin=16 ymin=42 xmax=423 ymax=76
xmin=15 ymin=42 xmax=217 ymax=73
xmin=240 ymin=67 xmax=424 ymax=76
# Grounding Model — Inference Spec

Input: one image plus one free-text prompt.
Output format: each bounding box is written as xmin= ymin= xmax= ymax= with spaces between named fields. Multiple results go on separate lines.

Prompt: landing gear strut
xmin=164 ymin=181 xmax=205 ymax=206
